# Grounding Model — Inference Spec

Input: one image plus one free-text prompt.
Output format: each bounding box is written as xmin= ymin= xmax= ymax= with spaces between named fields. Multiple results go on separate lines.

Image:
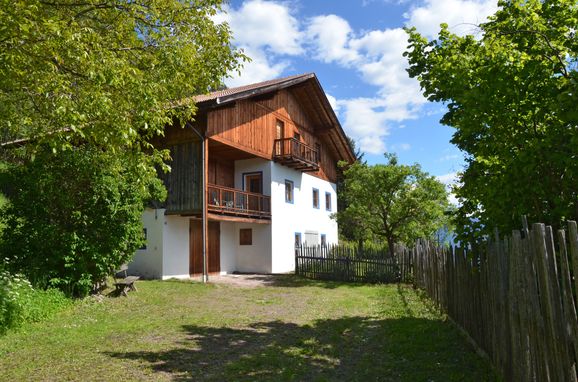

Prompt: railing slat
xmin=207 ymin=183 xmax=271 ymax=218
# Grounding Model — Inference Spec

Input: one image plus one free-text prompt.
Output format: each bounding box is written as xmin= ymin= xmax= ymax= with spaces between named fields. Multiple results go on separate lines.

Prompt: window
xmin=320 ymin=234 xmax=327 ymax=247
xmin=325 ymin=192 xmax=332 ymax=211
xmin=285 ymin=180 xmax=294 ymax=203
xmin=275 ymin=120 xmax=285 ymax=156
xmin=240 ymin=228 xmax=252 ymax=245
xmin=294 ymin=132 xmax=301 ymax=141
xmin=312 ymin=188 xmax=319 ymax=209
xmin=243 ymin=172 xmax=262 ymax=194
xmin=276 ymin=120 xmax=284 ymax=140
xmin=294 ymin=233 xmax=302 ymax=248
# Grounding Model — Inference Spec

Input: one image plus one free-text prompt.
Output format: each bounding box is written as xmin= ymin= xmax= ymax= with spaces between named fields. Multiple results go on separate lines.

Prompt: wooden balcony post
xmin=203 ymin=137 xmax=209 ymax=283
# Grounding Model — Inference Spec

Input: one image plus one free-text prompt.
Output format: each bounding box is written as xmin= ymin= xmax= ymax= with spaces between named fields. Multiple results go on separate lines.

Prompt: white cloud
xmin=227 ymin=0 xmax=303 ymax=55
xmin=305 ymin=15 xmax=360 ymax=65
xmin=436 ymin=172 xmax=458 ymax=185
xmin=405 ymin=0 xmax=498 ymax=38
xmin=312 ymin=22 xmax=425 ymax=152
xmin=436 ymin=172 xmax=460 ymax=205
xmin=218 ymin=0 xmax=302 ymax=86
xmin=359 ymin=135 xmax=387 ymax=155
xmin=219 ymin=0 xmax=498 ymax=156
xmin=226 ymin=46 xmax=290 ymax=87
xmin=325 ymin=93 xmax=340 ymax=114
xmin=339 ymin=97 xmax=392 ymax=154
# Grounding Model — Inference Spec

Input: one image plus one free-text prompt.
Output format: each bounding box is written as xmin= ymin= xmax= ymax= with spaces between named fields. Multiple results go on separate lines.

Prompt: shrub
xmin=0 ymin=145 xmax=165 ymax=297
xmin=0 ymin=270 xmax=71 ymax=334
xmin=0 ymin=270 xmax=33 ymax=333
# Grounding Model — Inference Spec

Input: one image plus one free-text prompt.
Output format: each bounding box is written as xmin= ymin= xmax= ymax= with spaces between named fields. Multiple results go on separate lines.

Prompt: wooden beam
xmin=203 ymin=137 xmax=209 ymax=282
xmin=208 ymin=135 xmax=270 ymax=161
xmin=315 ymin=126 xmax=334 ymax=135
xmin=207 ymin=213 xmax=271 ymax=225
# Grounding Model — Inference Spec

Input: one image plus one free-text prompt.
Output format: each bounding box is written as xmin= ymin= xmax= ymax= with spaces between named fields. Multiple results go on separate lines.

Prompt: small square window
xmin=321 ymin=234 xmax=327 ymax=247
xmin=285 ymin=180 xmax=294 ymax=203
xmin=240 ymin=228 xmax=252 ymax=245
xmin=325 ymin=192 xmax=332 ymax=211
xmin=312 ymin=188 xmax=319 ymax=209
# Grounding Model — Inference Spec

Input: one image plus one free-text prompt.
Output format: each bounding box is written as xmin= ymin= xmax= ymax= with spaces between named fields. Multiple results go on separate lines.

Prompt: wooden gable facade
xmin=206 ymin=88 xmax=340 ymax=183
xmin=157 ymin=73 xmax=355 ymax=218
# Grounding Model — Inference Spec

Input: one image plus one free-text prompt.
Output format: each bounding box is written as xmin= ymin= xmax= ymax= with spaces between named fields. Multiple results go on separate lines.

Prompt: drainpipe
xmin=188 ymin=122 xmax=208 ymax=284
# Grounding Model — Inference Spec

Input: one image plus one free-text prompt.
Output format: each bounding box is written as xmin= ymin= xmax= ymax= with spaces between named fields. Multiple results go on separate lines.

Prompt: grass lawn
xmin=0 ymin=276 xmax=498 ymax=381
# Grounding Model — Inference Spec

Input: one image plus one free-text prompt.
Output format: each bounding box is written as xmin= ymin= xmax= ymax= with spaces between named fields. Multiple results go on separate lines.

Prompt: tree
xmin=336 ymin=136 xmax=365 ymax=241
xmin=335 ymin=154 xmax=449 ymax=255
xmin=0 ymin=0 xmax=245 ymax=294
xmin=0 ymin=145 xmax=165 ymax=297
xmin=405 ymin=0 xmax=578 ymax=241
xmin=0 ymin=0 xmax=245 ymax=151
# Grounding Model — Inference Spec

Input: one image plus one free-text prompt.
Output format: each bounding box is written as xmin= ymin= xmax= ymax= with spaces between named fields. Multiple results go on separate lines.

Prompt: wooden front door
xmin=189 ymin=220 xmax=220 ymax=276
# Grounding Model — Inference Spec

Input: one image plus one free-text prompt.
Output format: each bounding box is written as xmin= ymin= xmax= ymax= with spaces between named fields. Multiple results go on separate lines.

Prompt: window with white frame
xmin=325 ymin=192 xmax=332 ymax=211
xmin=312 ymin=188 xmax=319 ymax=209
xmin=285 ymin=180 xmax=294 ymax=203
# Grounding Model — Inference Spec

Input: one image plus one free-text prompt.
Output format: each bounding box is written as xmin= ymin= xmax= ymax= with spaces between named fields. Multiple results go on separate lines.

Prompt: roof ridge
xmin=193 ymin=73 xmax=315 ymax=104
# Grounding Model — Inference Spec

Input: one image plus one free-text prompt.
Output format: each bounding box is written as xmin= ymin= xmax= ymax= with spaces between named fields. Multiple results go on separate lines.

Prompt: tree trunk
xmin=387 ymin=239 xmax=395 ymax=258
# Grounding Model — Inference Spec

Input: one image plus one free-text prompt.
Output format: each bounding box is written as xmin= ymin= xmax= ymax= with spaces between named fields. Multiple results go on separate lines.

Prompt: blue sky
xmin=216 ymin=0 xmax=499 ymax=192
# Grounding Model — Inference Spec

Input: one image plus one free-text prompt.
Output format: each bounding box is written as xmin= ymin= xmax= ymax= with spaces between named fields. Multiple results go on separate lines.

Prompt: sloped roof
xmin=195 ymin=73 xmax=355 ymax=163
xmin=194 ymin=73 xmax=315 ymax=104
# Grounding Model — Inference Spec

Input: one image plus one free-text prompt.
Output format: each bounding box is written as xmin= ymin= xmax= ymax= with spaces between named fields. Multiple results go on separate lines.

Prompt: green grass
xmin=0 ymin=276 xmax=498 ymax=381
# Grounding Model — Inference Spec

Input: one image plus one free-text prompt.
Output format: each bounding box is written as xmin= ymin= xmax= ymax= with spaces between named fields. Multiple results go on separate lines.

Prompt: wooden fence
xmin=413 ymin=221 xmax=578 ymax=381
xmin=295 ymin=244 xmax=412 ymax=283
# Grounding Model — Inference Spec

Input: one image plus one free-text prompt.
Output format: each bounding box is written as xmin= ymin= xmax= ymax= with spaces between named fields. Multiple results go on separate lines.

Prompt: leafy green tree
xmin=405 ymin=0 xmax=578 ymax=240
xmin=0 ymin=0 xmax=245 ymax=151
xmin=336 ymin=136 xmax=365 ymax=241
xmin=0 ymin=146 xmax=165 ymax=297
xmin=335 ymin=154 xmax=449 ymax=255
xmin=0 ymin=0 xmax=244 ymax=295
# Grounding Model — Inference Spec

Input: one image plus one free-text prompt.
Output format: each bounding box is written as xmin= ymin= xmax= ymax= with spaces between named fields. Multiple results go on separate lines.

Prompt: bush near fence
xmin=413 ymin=221 xmax=578 ymax=382
xmin=295 ymin=243 xmax=412 ymax=283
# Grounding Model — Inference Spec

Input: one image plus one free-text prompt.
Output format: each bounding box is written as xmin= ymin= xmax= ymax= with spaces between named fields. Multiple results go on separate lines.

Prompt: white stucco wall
xmin=161 ymin=215 xmax=190 ymax=280
xmin=234 ymin=158 xmax=272 ymax=195
xmin=270 ymin=163 xmax=338 ymax=273
xmin=130 ymin=208 xmax=164 ymax=279
xmin=219 ymin=221 xmax=237 ymax=274
xmin=235 ymin=223 xmax=273 ymax=273
xmin=132 ymin=159 xmax=339 ymax=278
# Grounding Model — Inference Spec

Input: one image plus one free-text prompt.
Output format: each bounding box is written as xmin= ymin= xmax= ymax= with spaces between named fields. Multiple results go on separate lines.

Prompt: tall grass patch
xmin=0 ymin=271 xmax=70 ymax=334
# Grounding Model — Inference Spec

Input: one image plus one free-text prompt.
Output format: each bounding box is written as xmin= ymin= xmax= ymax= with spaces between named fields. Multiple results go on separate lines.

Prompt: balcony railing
xmin=273 ymin=138 xmax=320 ymax=172
xmin=207 ymin=184 xmax=271 ymax=219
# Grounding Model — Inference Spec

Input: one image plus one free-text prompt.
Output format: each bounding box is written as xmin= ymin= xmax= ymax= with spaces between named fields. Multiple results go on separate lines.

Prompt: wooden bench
xmin=114 ymin=264 xmax=140 ymax=297
xmin=114 ymin=276 xmax=140 ymax=297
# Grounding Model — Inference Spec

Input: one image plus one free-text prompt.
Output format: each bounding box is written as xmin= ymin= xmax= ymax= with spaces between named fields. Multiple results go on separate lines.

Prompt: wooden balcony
xmin=273 ymin=138 xmax=320 ymax=172
xmin=207 ymin=184 xmax=271 ymax=220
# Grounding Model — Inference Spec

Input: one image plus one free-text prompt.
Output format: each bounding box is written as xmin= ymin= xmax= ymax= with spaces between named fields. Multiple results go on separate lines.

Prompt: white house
xmin=129 ymin=73 xmax=355 ymax=279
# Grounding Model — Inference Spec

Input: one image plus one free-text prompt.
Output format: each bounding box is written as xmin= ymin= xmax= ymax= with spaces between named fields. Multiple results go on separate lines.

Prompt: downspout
xmin=189 ymin=122 xmax=208 ymax=284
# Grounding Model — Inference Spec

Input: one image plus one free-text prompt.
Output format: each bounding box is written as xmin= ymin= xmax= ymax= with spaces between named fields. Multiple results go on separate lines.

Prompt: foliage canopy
xmin=0 ymin=146 xmax=165 ymax=297
xmin=405 ymin=0 xmax=578 ymax=240
xmin=335 ymin=154 xmax=449 ymax=255
xmin=0 ymin=0 xmax=245 ymax=150
xmin=0 ymin=0 xmax=244 ymax=295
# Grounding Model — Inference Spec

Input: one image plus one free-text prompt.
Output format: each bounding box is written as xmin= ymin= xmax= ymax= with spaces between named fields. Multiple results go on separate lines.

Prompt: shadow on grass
xmin=105 ymin=316 xmax=497 ymax=381
xmin=229 ymin=273 xmax=381 ymax=289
